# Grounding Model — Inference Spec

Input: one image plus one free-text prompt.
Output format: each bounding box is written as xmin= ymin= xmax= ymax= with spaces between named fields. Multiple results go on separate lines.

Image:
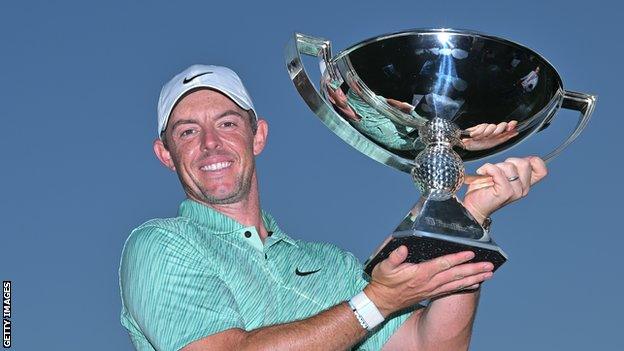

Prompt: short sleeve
xmin=119 ymin=225 xmax=244 ymax=351
xmin=341 ymin=251 xmax=416 ymax=351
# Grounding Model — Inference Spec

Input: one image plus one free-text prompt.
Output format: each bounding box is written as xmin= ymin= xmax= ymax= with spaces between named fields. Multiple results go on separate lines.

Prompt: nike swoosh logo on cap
xmin=295 ymin=268 xmax=322 ymax=276
xmin=183 ymin=71 xmax=213 ymax=84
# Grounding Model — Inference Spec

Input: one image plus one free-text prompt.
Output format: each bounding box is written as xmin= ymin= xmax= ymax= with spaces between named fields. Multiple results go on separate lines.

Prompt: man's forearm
xmin=242 ymin=302 xmax=366 ymax=351
xmin=417 ymin=289 xmax=480 ymax=351
xmin=183 ymin=302 xmax=368 ymax=351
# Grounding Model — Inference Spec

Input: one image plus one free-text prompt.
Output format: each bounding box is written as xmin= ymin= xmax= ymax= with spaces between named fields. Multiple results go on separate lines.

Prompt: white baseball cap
xmin=157 ymin=64 xmax=256 ymax=138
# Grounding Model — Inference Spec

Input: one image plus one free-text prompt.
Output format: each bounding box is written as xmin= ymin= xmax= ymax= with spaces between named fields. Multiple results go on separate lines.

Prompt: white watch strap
xmin=348 ymin=291 xmax=384 ymax=331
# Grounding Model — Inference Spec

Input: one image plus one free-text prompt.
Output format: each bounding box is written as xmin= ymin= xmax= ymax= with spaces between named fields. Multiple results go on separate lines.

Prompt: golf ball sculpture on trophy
xmin=285 ymin=29 xmax=596 ymax=275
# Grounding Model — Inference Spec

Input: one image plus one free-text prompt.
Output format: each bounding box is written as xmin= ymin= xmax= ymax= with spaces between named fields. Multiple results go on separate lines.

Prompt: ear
xmin=253 ymin=118 xmax=269 ymax=156
xmin=153 ymin=138 xmax=176 ymax=171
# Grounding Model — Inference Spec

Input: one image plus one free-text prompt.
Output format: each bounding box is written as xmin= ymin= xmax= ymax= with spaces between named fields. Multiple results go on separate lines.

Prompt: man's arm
xmin=379 ymin=249 xmax=485 ymax=351
xmin=181 ymin=250 xmax=491 ymax=351
xmin=367 ymin=246 xmax=490 ymax=351
xmin=382 ymin=291 xmax=480 ymax=351
xmin=128 ymin=157 xmax=546 ymax=351
xmin=381 ymin=156 xmax=548 ymax=351
xmin=182 ymin=302 xmax=365 ymax=351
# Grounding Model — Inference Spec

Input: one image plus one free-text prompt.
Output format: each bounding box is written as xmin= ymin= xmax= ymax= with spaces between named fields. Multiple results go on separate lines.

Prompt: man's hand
xmin=371 ymin=157 xmax=546 ymax=350
xmin=461 ymin=121 xmax=519 ymax=151
xmin=386 ymin=98 xmax=415 ymax=114
xmin=364 ymin=247 xmax=494 ymax=317
xmin=463 ymin=156 xmax=548 ymax=224
xmin=324 ymin=84 xmax=361 ymax=122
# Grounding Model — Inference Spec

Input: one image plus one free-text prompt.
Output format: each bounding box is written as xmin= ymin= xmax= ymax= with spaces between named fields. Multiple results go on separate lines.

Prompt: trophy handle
xmin=541 ymin=90 xmax=597 ymax=162
xmin=285 ymin=33 xmax=414 ymax=173
xmin=465 ymin=90 xmax=596 ymax=187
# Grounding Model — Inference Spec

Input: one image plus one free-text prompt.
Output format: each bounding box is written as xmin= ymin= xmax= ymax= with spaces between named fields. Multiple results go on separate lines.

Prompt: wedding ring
xmin=507 ymin=175 xmax=520 ymax=182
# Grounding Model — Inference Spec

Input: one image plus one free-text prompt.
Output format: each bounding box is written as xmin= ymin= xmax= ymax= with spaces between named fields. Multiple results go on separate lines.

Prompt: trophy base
xmin=363 ymin=230 xmax=507 ymax=276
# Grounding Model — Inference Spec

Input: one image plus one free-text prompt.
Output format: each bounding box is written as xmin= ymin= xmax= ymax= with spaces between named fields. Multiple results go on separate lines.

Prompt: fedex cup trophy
xmin=285 ymin=29 xmax=596 ymax=274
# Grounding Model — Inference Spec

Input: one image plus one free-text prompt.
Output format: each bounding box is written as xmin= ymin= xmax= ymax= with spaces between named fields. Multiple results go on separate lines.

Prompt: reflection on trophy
xmin=285 ymin=29 xmax=596 ymax=274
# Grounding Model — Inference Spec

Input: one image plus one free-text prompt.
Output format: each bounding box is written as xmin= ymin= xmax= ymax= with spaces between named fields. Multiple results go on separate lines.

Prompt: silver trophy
xmin=285 ymin=29 xmax=596 ymax=274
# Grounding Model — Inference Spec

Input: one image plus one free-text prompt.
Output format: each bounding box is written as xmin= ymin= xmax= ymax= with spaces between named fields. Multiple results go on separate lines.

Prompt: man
xmin=119 ymin=64 xmax=547 ymax=351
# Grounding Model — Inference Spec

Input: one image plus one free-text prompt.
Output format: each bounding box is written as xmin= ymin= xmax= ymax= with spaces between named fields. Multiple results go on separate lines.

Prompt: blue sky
xmin=1 ymin=1 xmax=621 ymax=350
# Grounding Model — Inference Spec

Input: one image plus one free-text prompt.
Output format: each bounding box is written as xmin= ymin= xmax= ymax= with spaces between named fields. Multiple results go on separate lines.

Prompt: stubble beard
xmin=170 ymin=137 xmax=258 ymax=206
xmin=189 ymin=157 xmax=255 ymax=205
xmin=198 ymin=171 xmax=253 ymax=205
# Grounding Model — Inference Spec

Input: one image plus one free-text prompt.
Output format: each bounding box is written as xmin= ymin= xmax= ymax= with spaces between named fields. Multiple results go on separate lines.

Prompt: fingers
xmin=419 ymin=251 xmax=475 ymax=276
xmin=376 ymin=245 xmax=408 ymax=273
xmin=431 ymin=271 xmax=493 ymax=296
xmin=463 ymin=283 xmax=481 ymax=291
xmin=503 ymin=156 xmax=548 ymax=194
xmin=466 ymin=123 xmax=487 ymax=135
xmin=326 ymin=86 xmax=349 ymax=108
xmin=475 ymin=155 xmax=548 ymax=199
xmin=492 ymin=122 xmax=508 ymax=136
xmin=465 ymin=156 xmax=548 ymax=224
xmin=369 ymin=250 xmax=494 ymax=313
xmin=464 ymin=179 xmax=495 ymax=194
xmin=476 ymin=163 xmax=511 ymax=197
xmin=467 ymin=121 xmax=517 ymax=136
xmin=504 ymin=157 xmax=532 ymax=196
xmin=388 ymin=245 xmax=408 ymax=267
xmin=469 ymin=122 xmax=506 ymax=139
xmin=431 ymin=261 xmax=493 ymax=287
xmin=480 ymin=124 xmax=497 ymax=138
xmin=465 ymin=123 xmax=480 ymax=132
xmin=497 ymin=161 xmax=523 ymax=199
xmin=528 ymin=156 xmax=548 ymax=185
xmin=466 ymin=122 xmax=517 ymax=148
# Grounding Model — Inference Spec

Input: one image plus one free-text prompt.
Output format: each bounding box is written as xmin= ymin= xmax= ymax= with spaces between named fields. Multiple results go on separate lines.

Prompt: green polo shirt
xmin=119 ymin=199 xmax=412 ymax=350
xmin=346 ymin=89 xmax=415 ymax=151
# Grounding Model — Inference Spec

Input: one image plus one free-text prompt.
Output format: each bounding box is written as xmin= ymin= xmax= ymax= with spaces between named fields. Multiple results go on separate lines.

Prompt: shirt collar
xmin=178 ymin=199 xmax=298 ymax=247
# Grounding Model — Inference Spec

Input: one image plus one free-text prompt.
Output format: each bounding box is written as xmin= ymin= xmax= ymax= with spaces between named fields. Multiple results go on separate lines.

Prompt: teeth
xmin=201 ymin=162 xmax=232 ymax=171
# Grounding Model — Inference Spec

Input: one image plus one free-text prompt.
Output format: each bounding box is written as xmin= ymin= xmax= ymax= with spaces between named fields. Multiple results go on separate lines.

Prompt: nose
xmin=201 ymin=126 xmax=222 ymax=151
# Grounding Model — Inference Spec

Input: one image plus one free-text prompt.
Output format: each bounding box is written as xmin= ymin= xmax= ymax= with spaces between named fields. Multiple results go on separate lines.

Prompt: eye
xmin=220 ymin=121 xmax=238 ymax=128
xmin=179 ymin=128 xmax=197 ymax=138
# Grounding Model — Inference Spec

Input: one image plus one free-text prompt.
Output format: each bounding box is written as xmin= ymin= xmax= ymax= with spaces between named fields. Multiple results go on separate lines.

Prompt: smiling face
xmin=154 ymin=89 xmax=267 ymax=206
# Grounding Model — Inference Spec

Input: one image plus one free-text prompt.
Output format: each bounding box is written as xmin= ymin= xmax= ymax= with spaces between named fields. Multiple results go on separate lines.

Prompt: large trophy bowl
xmin=285 ymin=29 xmax=596 ymax=275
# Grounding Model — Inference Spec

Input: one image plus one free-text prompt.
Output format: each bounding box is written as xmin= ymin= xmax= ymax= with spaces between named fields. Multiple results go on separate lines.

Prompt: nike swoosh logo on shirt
xmin=295 ymin=268 xmax=322 ymax=276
